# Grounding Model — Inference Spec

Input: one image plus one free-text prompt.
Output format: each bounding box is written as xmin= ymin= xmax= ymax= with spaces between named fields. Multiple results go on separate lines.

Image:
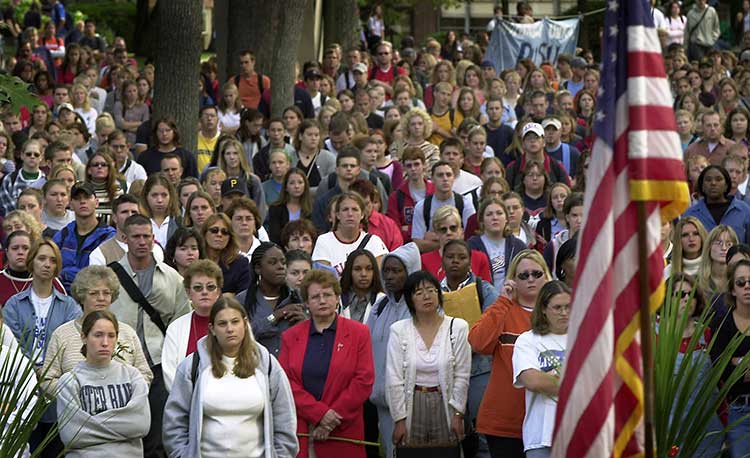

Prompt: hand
xmin=451 ymin=415 xmax=465 ymax=441
xmin=392 ymin=419 xmax=407 ymax=445
xmin=502 ymin=279 xmax=516 ymax=298
xmin=319 ymin=409 xmax=342 ymax=430
xmin=286 ymin=310 xmax=307 ymax=324
xmin=312 ymin=425 xmax=330 ymax=441
xmin=274 ymin=303 xmax=304 ymax=321
xmin=424 ymin=231 xmax=440 ymax=243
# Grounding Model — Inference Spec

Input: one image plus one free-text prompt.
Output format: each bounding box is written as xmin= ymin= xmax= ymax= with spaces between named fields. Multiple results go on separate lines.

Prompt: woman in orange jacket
xmin=468 ymin=249 xmax=552 ymax=458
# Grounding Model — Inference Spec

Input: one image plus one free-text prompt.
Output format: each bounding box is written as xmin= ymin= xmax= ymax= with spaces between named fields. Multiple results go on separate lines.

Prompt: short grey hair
xmin=71 ymin=266 xmax=120 ymax=304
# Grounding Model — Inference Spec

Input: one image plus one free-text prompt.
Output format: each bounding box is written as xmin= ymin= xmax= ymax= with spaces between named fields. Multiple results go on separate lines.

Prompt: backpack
xmin=423 ymin=193 xmax=464 ymax=231
xmin=234 ymin=73 xmax=265 ymax=95
xmin=560 ymin=143 xmax=571 ymax=173
xmin=428 ymin=107 xmax=456 ymax=129
xmin=191 ymin=347 xmax=272 ymax=393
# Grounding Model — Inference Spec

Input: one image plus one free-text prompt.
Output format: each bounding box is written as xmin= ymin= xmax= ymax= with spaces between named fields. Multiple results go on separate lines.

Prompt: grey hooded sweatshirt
xmin=57 ymin=360 xmax=151 ymax=457
xmin=162 ymin=335 xmax=298 ymax=458
xmin=366 ymin=242 xmax=421 ymax=408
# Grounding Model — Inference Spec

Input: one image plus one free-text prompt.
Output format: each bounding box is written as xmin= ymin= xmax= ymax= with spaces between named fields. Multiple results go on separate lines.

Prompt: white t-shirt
xmin=453 ymin=170 xmax=482 ymax=195
xmin=218 ymin=109 xmax=241 ymax=133
xmin=201 ymin=356 xmax=265 ymax=458
xmin=312 ymin=231 xmax=388 ymax=276
xmin=481 ymin=235 xmax=506 ymax=288
xmin=512 ymin=331 xmax=567 ymax=451
xmin=411 ymin=193 xmax=475 ymax=239
xmin=30 ymin=288 xmax=54 ymax=365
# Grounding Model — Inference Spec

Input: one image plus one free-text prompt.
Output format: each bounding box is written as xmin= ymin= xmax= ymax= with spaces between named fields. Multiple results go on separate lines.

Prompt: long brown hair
xmin=273 ymin=169 xmax=313 ymax=217
xmin=85 ymin=149 xmax=122 ymax=204
xmin=207 ymin=296 xmax=259 ymax=378
xmin=201 ymin=213 xmax=239 ymax=265
xmin=140 ymin=173 xmax=181 ymax=219
xmin=80 ymin=310 xmax=120 ymax=357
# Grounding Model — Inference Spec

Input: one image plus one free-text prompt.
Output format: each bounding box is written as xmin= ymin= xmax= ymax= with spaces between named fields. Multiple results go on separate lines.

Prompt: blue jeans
xmin=468 ymin=373 xmax=491 ymax=458
xmin=728 ymin=403 xmax=750 ymax=458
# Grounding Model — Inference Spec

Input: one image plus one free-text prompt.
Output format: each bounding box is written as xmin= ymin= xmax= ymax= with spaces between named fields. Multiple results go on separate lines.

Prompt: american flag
xmin=551 ymin=0 xmax=689 ymax=457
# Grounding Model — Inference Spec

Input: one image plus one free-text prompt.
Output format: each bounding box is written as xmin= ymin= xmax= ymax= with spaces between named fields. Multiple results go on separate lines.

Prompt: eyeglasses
xmin=191 ymin=283 xmax=218 ymax=293
xmin=110 ymin=144 xmax=128 ymax=150
xmin=437 ymin=224 xmax=460 ymax=234
xmin=208 ymin=227 xmax=230 ymax=235
xmin=309 ymin=291 xmax=337 ymax=303
xmin=90 ymin=162 xmax=108 ymax=168
xmin=673 ymin=290 xmax=692 ymax=299
xmin=86 ymin=289 xmax=112 ymax=298
xmin=414 ymin=286 xmax=439 ymax=297
xmin=24 ymin=152 xmax=40 ymax=158
xmin=517 ymin=270 xmax=544 ymax=281
xmin=548 ymin=303 xmax=570 ymax=313
xmin=735 ymin=278 xmax=750 ymax=288
xmin=713 ymin=240 xmax=734 ymax=248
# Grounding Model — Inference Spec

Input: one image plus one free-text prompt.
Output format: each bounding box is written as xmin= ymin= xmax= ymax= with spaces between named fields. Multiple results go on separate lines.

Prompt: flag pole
xmin=636 ymin=201 xmax=656 ymax=458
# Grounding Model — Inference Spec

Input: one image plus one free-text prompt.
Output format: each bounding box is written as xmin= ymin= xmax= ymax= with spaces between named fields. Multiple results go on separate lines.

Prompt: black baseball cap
xmin=221 ymin=177 xmax=249 ymax=197
xmin=71 ymin=181 xmax=96 ymax=198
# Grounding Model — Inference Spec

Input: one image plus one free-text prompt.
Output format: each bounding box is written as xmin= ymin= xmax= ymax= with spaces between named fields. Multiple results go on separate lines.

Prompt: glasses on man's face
xmin=24 ymin=152 xmax=40 ymax=158
xmin=517 ymin=270 xmax=544 ymax=281
xmin=191 ymin=283 xmax=218 ymax=293
xmin=208 ymin=227 xmax=230 ymax=236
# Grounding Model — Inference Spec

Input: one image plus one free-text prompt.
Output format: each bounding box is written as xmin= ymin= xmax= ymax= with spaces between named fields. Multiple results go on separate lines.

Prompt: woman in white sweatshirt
xmin=57 ymin=310 xmax=151 ymax=457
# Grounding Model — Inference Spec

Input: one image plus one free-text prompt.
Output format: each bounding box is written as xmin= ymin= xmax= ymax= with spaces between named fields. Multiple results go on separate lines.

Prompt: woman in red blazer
xmin=279 ymin=269 xmax=375 ymax=458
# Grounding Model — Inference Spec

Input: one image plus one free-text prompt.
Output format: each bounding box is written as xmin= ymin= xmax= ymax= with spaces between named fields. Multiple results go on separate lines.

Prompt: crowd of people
xmin=0 ymin=0 xmax=749 ymax=457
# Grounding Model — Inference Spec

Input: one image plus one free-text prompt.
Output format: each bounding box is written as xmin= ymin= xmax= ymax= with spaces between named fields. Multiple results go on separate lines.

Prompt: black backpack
xmin=234 ymin=73 xmax=265 ymax=94
xmin=423 ymin=193 xmax=464 ymax=231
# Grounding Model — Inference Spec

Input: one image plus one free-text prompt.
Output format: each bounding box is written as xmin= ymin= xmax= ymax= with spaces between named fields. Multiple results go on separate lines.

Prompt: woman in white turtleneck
xmin=666 ymin=216 xmax=707 ymax=278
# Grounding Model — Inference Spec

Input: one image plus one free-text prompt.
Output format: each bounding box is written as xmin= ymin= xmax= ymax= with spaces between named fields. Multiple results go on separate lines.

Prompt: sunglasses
xmin=735 ymin=278 xmax=750 ymax=288
xmin=90 ymin=162 xmax=108 ymax=168
xmin=673 ymin=290 xmax=691 ymax=299
xmin=517 ymin=270 xmax=544 ymax=281
xmin=191 ymin=283 xmax=218 ymax=293
xmin=208 ymin=227 xmax=230 ymax=235
xmin=24 ymin=152 xmax=41 ymax=158
xmin=437 ymin=224 xmax=460 ymax=234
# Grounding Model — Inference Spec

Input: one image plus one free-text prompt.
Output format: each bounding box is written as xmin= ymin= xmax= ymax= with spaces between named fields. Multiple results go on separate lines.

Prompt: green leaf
xmin=0 ymin=74 xmax=42 ymax=115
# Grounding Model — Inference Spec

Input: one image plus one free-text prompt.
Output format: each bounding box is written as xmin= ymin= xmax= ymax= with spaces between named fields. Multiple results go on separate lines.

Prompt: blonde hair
xmin=71 ymin=83 xmax=91 ymax=111
xmin=400 ymin=108 xmax=433 ymax=140
xmin=507 ymin=249 xmax=552 ymax=301
xmin=698 ymin=225 xmax=738 ymax=299
xmin=5 ymin=210 xmax=43 ymax=242
xmin=670 ymin=216 xmax=708 ymax=273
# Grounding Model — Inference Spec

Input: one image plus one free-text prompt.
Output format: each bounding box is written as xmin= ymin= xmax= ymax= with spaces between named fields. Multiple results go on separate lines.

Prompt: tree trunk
xmin=268 ymin=0 xmax=307 ymax=118
xmin=152 ymin=0 xmax=202 ymax=153
xmin=323 ymin=0 xmax=359 ymax=51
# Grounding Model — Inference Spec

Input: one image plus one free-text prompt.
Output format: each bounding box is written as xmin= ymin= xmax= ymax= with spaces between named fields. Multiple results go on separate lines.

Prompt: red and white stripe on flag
xmin=551 ymin=1 xmax=689 ymax=457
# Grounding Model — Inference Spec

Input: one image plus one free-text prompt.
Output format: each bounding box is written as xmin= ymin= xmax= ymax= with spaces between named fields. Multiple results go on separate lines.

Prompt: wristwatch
xmin=266 ymin=313 xmax=277 ymax=324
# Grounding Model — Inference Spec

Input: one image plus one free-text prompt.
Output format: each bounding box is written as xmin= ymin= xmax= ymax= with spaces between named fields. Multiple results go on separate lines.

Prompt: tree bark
xmin=152 ymin=0 xmax=202 ymax=153
xmin=323 ymin=0 xmax=360 ymax=51
xmin=267 ymin=0 xmax=307 ymax=118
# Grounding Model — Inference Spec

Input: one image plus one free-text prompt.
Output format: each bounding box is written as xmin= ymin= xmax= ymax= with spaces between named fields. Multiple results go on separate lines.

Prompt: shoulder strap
xmin=397 ymin=189 xmax=406 ymax=214
xmin=257 ymin=73 xmax=264 ymax=93
xmin=369 ymin=66 xmax=377 ymax=81
xmin=356 ymin=233 xmax=373 ymax=252
xmin=688 ymin=6 xmax=709 ymax=39
xmin=190 ymin=351 xmax=200 ymax=393
xmin=234 ymin=74 xmax=241 ymax=86
xmin=108 ymin=261 xmax=168 ymax=335
xmin=423 ymin=195 xmax=433 ymax=230
xmin=375 ymin=295 xmax=389 ymax=316
xmin=392 ymin=66 xmax=398 ymax=78
xmin=454 ymin=192 xmax=464 ymax=217
xmin=475 ymin=277 xmax=485 ymax=308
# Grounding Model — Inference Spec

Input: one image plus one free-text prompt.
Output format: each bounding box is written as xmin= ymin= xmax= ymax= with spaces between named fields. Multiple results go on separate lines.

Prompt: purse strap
xmin=108 ymin=261 xmax=168 ymax=335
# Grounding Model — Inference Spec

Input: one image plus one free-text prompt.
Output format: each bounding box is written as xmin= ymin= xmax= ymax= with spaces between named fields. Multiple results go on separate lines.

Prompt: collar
xmin=440 ymin=272 xmax=474 ymax=292
xmin=310 ymin=315 xmax=338 ymax=335
xmin=701 ymin=136 xmax=728 ymax=146
xmin=16 ymin=285 xmax=66 ymax=302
